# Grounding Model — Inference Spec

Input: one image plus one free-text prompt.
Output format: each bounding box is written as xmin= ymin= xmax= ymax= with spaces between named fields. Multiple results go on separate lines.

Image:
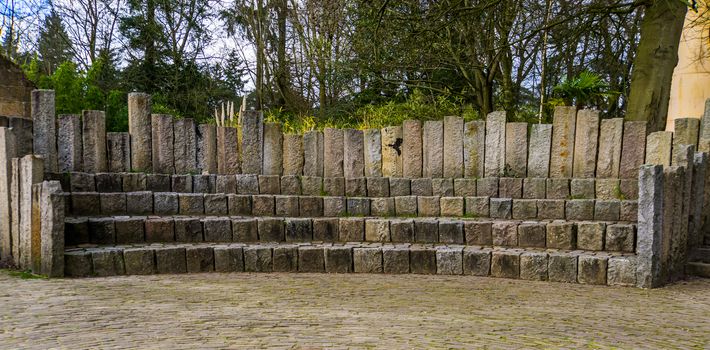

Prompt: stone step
xmin=689 ymin=247 xmax=710 ymax=264
xmin=63 ymin=242 xmax=638 ymax=287
xmin=65 ymin=215 xmax=637 ymax=254
xmin=66 ymin=191 xmax=639 ymax=222
xmin=686 ymin=262 xmax=710 ymax=278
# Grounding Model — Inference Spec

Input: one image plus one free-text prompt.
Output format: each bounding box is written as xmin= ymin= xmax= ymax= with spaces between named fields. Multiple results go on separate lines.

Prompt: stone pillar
xmin=381 ymin=126 xmax=403 ymax=177
xmin=57 ymin=114 xmax=82 ymax=172
xmin=443 ymin=116 xmax=464 ymax=178
xmin=30 ymin=183 xmax=41 ymax=273
xmin=364 ymin=129 xmax=383 ymax=177
xmin=31 ymin=90 xmax=57 ymax=172
xmin=240 ymin=110 xmax=264 ymax=174
xmin=107 ymin=132 xmax=131 ymax=172
xmin=464 ymin=120 xmax=485 ymax=178
xmin=673 ymin=145 xmax=694 ymax=281
xmin=636 ymin=164 xmax=664 ymax=288
xmin=262 ymin=122 xmax=283 ymax=175
xmin=690 ymin=152 xmax=707 ymax=249
xmin=423 ymin=121 xmax=443 ymax=178
xmin=324 ymin=128 xmax=344 ymax=177
xmin=151 ymin=114 xmax=175 ymax=174
xmin=197 ymin=124 xmax=217 ymax=174
xmin=700 ymin=98 xmax=710 ymax=152
xmin=10 ymin=158 xmax=21 ymax=262
xmin=217 ymin=126 xmax=240 ymax=174
xmin=81 ymin=110 xmax=107 ymax=173
xmin=40 ymin=181 xmax=64 ymax=277
xmin=662 ymin=166 xmax=685 ymax=283
xmin=619 ymin=121 xmax=647 ymax=178
xmin=572 ymin=109 xmax=599 ymax=178
xmin=303 ymin=130 xmax=324 ymax=177
xmin=174 ymin=118 xmax=197 ymax=174
xmin=0 ymin=128 xmax=16 ymax=262
xmin=527 ymin=124 xmax=552 ymax=178
xmin=505 ymin=122 xmax=528 ymax=178
xmin=19 ymin=155 xmax=44 ymax=270
xmin=343 ymin=129 xmax=365 ymax=178
xmin=128 ymin=92 xmax=152 ymax=172
xmin=283 ymin=134 xmax=304 ymax=175
xmin=645 ymin=131 xmax=673 ymax=166
xmin=549 ymin=106 xmax=576 ymax=178
xmin=674 ymin=118 xmax=700 ymax=149
xmin=9 ymin=117 xmax=33 ymax=156
xmin=596 ymin=118 xmax=623 ymax=178
xmin=402 ymin=120 xmax=422 ymax=178
xmin=484 ymin=111 xmax=506 ymax=177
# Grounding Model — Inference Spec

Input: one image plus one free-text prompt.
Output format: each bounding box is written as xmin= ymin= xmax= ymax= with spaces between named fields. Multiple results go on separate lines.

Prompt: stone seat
xmin=63 ymin=241 xmax=638 ymax=286
xmin=65 ymin=215 xmax=637 ymax=254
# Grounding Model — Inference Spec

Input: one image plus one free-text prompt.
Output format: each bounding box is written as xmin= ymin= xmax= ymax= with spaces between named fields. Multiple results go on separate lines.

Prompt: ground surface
xmin=0 ymin=272 xmax=708 ymax=349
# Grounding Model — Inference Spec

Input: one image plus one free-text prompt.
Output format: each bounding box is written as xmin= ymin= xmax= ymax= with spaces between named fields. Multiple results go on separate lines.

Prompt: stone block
xmin=343 ymin=129 xmax=365 ymax=178
xmin=95 ymin=173 xmax=122 ymax=193
xmin=463 ymin=248 xmax=491 ymax=276
xmin=275 ymin=195 xmax=299 ymax=217
xmin=339 ymin=218 xmax=364 ymax=241
xmin=347 ymin=197 xmax=370 ymax=216
xmin=122 ymin=173 xmax=147 ymax=192
xmin=324 ymin=246 xmax=352 ymax=273
xmin=492 ymin=221 xmax=518 ymax=246
xmin=345 ymin=177 xmax=367 ymax=197
xmin=70 ymin=172 xmax=96 ymax=192
xmin=252 ymin=195 xmax=275 ymax=216
xmin=453 ymin=178 xmax=476 ymax=197
xmin=546 ymin=221 xmax=576 ymax=250
xmin=596 ymin=178 xmax=620 ymax=200
xmin=619 ymin=121 xmax=647 ymax=178
xmin=283 ymin=134 xmax=304 ymax=175
xmin=257 ymin=217 xmax=284 ymax=242
xmin=546 ymin=178 xmax=570 ymax=199
xmin=280 ymin=175 xmax=301 ymax=195
xmin=490 ymin=198 xmax=512 ymax=219
xmin=400 ymin=121 xmax=423 ymax=178
xmin=155 ymin=247 xmax=187 ymax=274
xmin=607 ymin=256 xmax=637 ymax=286
xmin=171 ymin=175 xmax=193 ymax=193
xmin=88 ymin=218 xmax=115 ymax=244
xmin=512 ymin=199 xmax=537 ymax=220
xmin=443 ymin=116 xmax=464 ymax=177
xmin=594 ymin=200 xmax=620 ymax=221
xmin=128 ymin=93 xmax=152 ymax=172
xmin=383 ymin=246 xmax=410 ymax=274
xmin=186 ymin=246 xmax=214 ymax=273
xmin=100 ymin=193 xmax=127 ymax=215
xmin=71 ymin=192 xmax=100 ymax=216
xmin=491 ymin=251 xmax=520 ymax=279
xmin=313 ymin=218 xmax=339 ymax=242
xmin=570 ymin=178 xmax=595 ymax=199
xmin=485 ymin=111 xmax=506 ymax=177
xmin=323 ymin=196 xmax=346 ymax=217
xmin=620 ymin=200 xmax=638 ymax=222
xmin=174 ymin=217 xmax=203 ymax=242
xmin=303 ymin=130 xmax=324 ymax=177
xmin=232 ymin=218 xmax=258 ymax=241
xmin=394 ymin=196 xmax=417 ymax=216
xmin=302 ymin=176 xmax=324 ymax=196
xmin=57 ymin=114 xmax=82 ymax=172
xmin=596 ymin=118 xmax=623 ymax=178
xmin=204 ymin=194 xmax=228 ymax=215
xmin=464 ymin=120 xmax=485 ymax=178
xmin=354 ymin=247 xmax=383 ymax=273
xmin=82 ymin=110 xmax=108 ymax=172
xmin=364 ymin=129 xmax=383 ymax=177
xmin=154 ymin=192 xmax=178 ymax=215
xmin=645 ymin=131 xmax=673 ymax=166
xmin=126 ymin=191 xmax=153 ymax=215
xmin=366 ymin=177 xmax=389 ymax=197
xmin=505 ymin=122 xmax=528 ymax=178
xmin=382 ymin=126 xmax=404 ymax=177
xmin=523 ymin=178 xmax=546 ymax=199
xmin=520 ymin=252 xmax=548 ymax=281
xmin=390 ymin=219 xmax=415 ymax=242
xmin=365 ymin=219 xmax=390 ymax=242
xmin=243 ymin=246 xmax=272 ymax=272
xmin=565 ymin=199 xmax=595 ymax=221
xmin=65 ymin=218 xmax=89 ymax=246
xmin=476 ymin=177 xmax=499 ymax=197
xmin=417 ymin=196 xmax=440 ymax=217
xmin=272 ymin=245 xmax=298 ymax=272
xmin=576 ymin=221 xmax=605 ymax=251
xmin=411 ymin=178 xmax=433 ymax=196
xmin=178 ymin=193 xmax=204 ymax=215
xmin=151 ymin=114 xmax=174 ymax=174
xmin=285 ymin=218 xmax=312 ymax=242
xmin=65 ymin=251 xmax=93 ymax=277
xmin=440 ymin=197 xmax=464 ymax=217
xmin=548 ymin=253 xmax=578 ymax=283
xmin=465 ymin=197 xmax=489 ymax=217
xmin=173 ymin=118 xmax=197 ymax=174
xmin=299 ymin=196 xmax=323 ymax=217
xmin=298 ymin=246 xmax=325 ymax=272
xmin=578 ymin=254 xmax=608 ymax=285
xmin=203 ymin=218 xmax=232 ymax=242
xmin=423 ymin=120 xmax=444 ymax=178
xmin=389 ymin=178 xmax=411 ymax=196
xmin=605 ymin=224 xmax=635 ymax=252
xmin=464 ymin=221 xmax=492 ymax=245
xmin=228 ymin=194 xmax=252 ymax=215
xmin=537 ymin=199 xmax=565 ymax=220
xmin=257 ymin=175 xmax=280 ymax=195
xmin=236 ymin=174 xmax=259 ymax=194
xmin=436 ymin=246 xmax=463 ymax=275
xmin=518 ymin=222 xmax=546 ymax=248
xmin=197 ymin=124 xmax=217 ymax=174
xmin=324 ymin=128 xmax=344 ymax=177
xmin=124 ymin=248 xmax=155 ymax=275
xmin=92 ymin=249 xmax=125 ymax=277
xmin=438 ymin=220 xmax=464 ymax=244
xmin=432 ymin=178 xmax=454 ymax=197
xmin=240 ymin=110 xmax=264 ymax=174
xmin=572 ymin=109 xmax=599 ymax=178
xmin=619 ymin=179 xmax=638 ymax=200
xmin=370 ymin=197 xmax=395 ymax=216
xmin=216 ymin=127 xmax=240 ymax=174
xmin=262 ymin=122 xmax=283 ymax=175
xmin=214 ymin=246 xmax=244 ymax=272
xmin=549 ymin=106 xmax=576 ymax=177
xmin=145 ymin=218 xmax=174 ymax=242
xmin=527 ymin=124 xmax=553 ymax=177
xmin=414 ymin=219 xmax=439 ymax=243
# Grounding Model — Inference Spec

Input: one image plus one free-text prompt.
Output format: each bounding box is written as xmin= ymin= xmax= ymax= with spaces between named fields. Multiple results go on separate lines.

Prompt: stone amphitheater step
xmin=686 ymin=262 xmax=710 ymax=278
xmin=63 ymin=242 xmax=639 ymax=287
xmin=689 ymin=247 xmax=710 ymax=264
xmin=65 ymin=215 xmax=637 ymax=254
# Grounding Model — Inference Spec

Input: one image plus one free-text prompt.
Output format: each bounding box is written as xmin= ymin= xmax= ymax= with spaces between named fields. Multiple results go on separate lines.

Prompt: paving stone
xmin=171 ymin=175 xmax=193 ymax=193
xmin=324 ymin=246 xmax=352 ymax=273
xmin=537 ymin=200 xmax=565 ymax=220
xmin=347 ymin=197 xmax=370 ymax=216
xmin=145 ymin=174 xmax=171 ymax=192
xmin=476 ymin=178 xmax=499 ymax=197
xmin=96 ymin=173 xmax=123 ymax=193
xmin=520 ymin=252 xmax=548 ymax=281
xmin=214 ymin=246 xmax=244 ymax=272
xmin=123 ymin=248 xmax=155 ymax=275
xmin=126 ymin=191 xmax=153 ymax=215
xmin=411 ymin=178 xmax=433 ymax=196
xmin=313 ymin=218 xmax=339 ymax=242
xmin=216 ymin=175 xmax=237 ymax=194
xmin=492 ymin=221 xmax=518 ymax=246
xmin=252 ymin=195 xmax=275 ymax=216
xmin=394 ymin=196 xmax=417 ymax=216
xmin=192 ymin=174 xmax=216 ymax=193
xmin=596 ymin=178 xmax=620 ymax=200
xmin=417 ymin=196 xmax=440 ymax=217
xmin=517 ymin=222 xmax=546 ymax=248
xmin=440 ymin=197 xmax=464 ymax=217
xmin=345 ymin=177 xmax=367 ymax=197
xmin=243 ymin=246 xmax=272 ymax=272
xmin=491 ymin=251 xmax=521 ymax=279
xmin=273 ymin=246 xmax=298 ymax=272
xmin=339 ymin=218 xmax=365 ymax=241
xmin=546 ymin=178 xmax=570 ymax=199
xmin=354 ymin=247 xmax=383 ymax=273
xmin=203 ymin=218 xmax=232 ymax=242
xmin=71 ymin=192 xmax=100 ymax=215
xmin=546 ymin=221 xmax=576 ymax=249
xmin=436 ymin=246 xmax=463 ymax=275
xmin=523 ymin=178 xmax=546 ymax=199
xmin=257 ymin=218 xmax=284 ymax=242
xmin=453 ymin=178 xmax=476 ymax=197
xmin=565 ymin=199 xmax=595 ymax=220
xmin=607 ymin=256 xmax=637 ymax=286
xmin=155 ymin=247 xmax=187 ymax=274
xmin=548 ymin=253 xmax=578 ymax=283
xmin=432 ymin=178 xmax=454 ymax=197
xmin=275 ymin=195 xmax=299 ymax=217
xmin=298 ymin=246 xmax=325 ymax=272
xmin=570 ymin=178 xmax=595 ymax=199
xmin=258 ymin=175 xmax=280 ymax=194
xmin=366 ymin=177 xmax=389 ymax=197
xmin=100 ymin=193 xmax=127 ymax=215
xmin=414 ymin=219 xmax=439 ymax=243
xmin=65 ymin=251 xmax=93 ymax=277
xmin=370 ymin=197 xmax=395 ymax=216
xmin=236 ymin=174 xmax=259 ymax=194
xmin=88 ymin=218 xmax=115 ymax=244
xmin=576 ymin=222 xmax=605 ymax=251
xmin=499 ymin=178 xmax=523 ymax=199
xmin=383 ymin=246 xmax=410 ymax=274
xmin=92 ymin=249 xmax=125 ymax=277
xmin=605 ymin=224 xmax=635 ymax=252
xmin=114 ymin=217 xmax=145 ymax=244
xmin=186 ymin=246 xmax=214 ymax=273
xmin=364 ymin=128 xmax=383 ymax=177
xmin=232 ymin=218 xmax=258 ymax=242
xmin=228 ymin=195 xmax=252 ymax=215
xmin=174 ymin=217 xmax=203 ymax=242
xmin=390 ymin=219 xmax=415 ymax=242
xmin=464 ymin=221 xmax=493 ymax=245
xmin=512 ymin=199 xmax=537 ymax=219
xmin=578 ymin=255 xmax=608 ymax=285
xmin=280 ymin=175 xmax=301 ymax=195
xmin=285 ymin=218 xmax=312 ymax=242
xmin=323 ymin=197 xmax=346 ymax=217
xmin=438 ymin=220 xmax=464 ymax=244
xmin=178 ymin=193 xmax=204 ymax=215
xmin=490 ymin=198 xmax=512 ymax=219
xmin=70 ymin=172 xmax=96 ymax=192
xmin=389 ymin=178 xmax=411 ymax=196
xmin=322 ymin=177 xmax=344 ymax=196
xmin=465 ymin=197 xmax=489 ymax=217
xmin=620 ymin=200 xmax=638 ymax=222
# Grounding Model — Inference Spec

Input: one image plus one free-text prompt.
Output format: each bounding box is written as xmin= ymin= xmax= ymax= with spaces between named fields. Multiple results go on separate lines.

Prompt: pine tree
xmin=37 ymin=10 xmax=73 ymax=75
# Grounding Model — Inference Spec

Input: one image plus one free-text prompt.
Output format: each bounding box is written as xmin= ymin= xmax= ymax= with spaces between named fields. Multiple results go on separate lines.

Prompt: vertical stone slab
xmin=32 ymin=90 xmax=57 ymax=172
xmin=636 ymin=164 xmax=664 ymax=288
xmin=505 ymin=122 xmax=528 ymax=178
xmin=9 ymin=117 xmax=33 ymax=156
xmin=673 ymin=145 xmax=694 ymax=281
xmin=662 ymin=166 xmax=684 ymax=283
xmin=283 ymin=134 xmax=304 ymax=175
xmin=30 ymin=183 xmax=42 ymax=273
xmin=217 ymin=126 xmax=240 ymax=174
xmin=343 ymin=128 xmax=365 ymax=178
xmin=107 ymin=132 xmax=131 ymax=172
xmin=128 ymin=92 xmax=152 ymax=172
xmin=527 ymin=124 xmax=552 ymax=178
xmin=596 ymin=118 xmax=623 ymax=178
xmin=645 ymin=131 xmax=673 ymax=166
xmin=82 ymin=110 xmax=107 ymax=173
xmin=363 ymin=129 xmax=383 ymax=177
xmin=402 ymin=120 xmax=422 ymax=178
xmin=423 ymin=121 xmax=444 ymax=178
xmin=0 ymin=128 xmax=16 ymax=262
xmin=262 ymin=122 xmax=283 ymax=175
xmin=151 ymin=114 xmax=175 ymax=174
xmin=674 ymin=118 xmax=700 ymax=148
xmin=549 ymin=106 xmax=576 ymax=178
xmin=40 ymin=181 xmax=64 ymax=277
xmin=572 ymin=109 xmax=599 ymax=178
xmin=619 ymin=121 xmax=647 ymax=178
xmin=443 ymin=116 xmax=464 ymax=178
xmin=699 ymin=99 xmax=710 ymax=152
xmin=484 ymin=111 xmax=506 ymax=177
xmin=10 ymin=158 xmax=21 ymax=262
xmin=19 ymin=155 xmax=43 ymax=270
xmin=240 ymin=110 xmax=264 ymax=174
xmin=57 ymin=114 xmax=82 ymax=172
xmin=690 ymin=152 xmax=707 ymax=249
xmin=464 ymin=120 xmax=485 ymax=178
xmin=173 ymin=118 xmax=197 ymax=174
xmin=197 ymin=124 xmax=217 ymax=174
xmin=323 ymin=128 xmax=344 ymax=177
xmin=303 ymin=130 xmax=324 ymax=177
xmin=381 ymin=126 xmax=403 ymax=177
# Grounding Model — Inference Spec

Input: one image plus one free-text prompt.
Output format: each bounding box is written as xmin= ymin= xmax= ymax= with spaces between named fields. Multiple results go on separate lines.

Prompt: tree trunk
xmin=625 ymin=0 xmax=686 ymax=133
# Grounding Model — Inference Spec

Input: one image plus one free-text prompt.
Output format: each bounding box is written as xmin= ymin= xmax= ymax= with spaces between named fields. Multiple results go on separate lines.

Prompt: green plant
xmin=551 ymin=71 xmax=619 ymax=109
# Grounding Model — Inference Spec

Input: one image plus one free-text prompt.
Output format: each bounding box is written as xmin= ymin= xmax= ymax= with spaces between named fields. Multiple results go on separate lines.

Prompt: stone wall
xmin=0 ymin=55 xmax=34 ymax=119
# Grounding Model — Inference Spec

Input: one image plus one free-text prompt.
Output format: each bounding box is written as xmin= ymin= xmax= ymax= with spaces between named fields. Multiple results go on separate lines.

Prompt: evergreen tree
xmin=37 ymin=10 xmax=73 ymax=75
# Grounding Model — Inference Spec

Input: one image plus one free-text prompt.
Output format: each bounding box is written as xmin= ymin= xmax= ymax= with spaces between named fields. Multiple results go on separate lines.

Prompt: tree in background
xmin=37 ymin=10 xmax=73 ymax=75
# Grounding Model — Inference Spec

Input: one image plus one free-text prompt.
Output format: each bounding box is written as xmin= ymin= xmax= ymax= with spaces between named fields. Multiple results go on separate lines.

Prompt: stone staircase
xmin=688 ymin=246 xmax=710 ymax=278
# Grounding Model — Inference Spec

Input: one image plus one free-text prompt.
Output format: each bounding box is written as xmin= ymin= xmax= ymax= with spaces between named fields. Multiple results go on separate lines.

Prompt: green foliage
xmin=552 ymin=71 xmax=618 ymax=109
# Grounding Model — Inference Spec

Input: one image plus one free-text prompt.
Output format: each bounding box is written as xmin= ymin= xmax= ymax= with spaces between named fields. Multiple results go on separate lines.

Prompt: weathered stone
xmin=95 ymin=173 xmax=121 ymax=192
xmin=57 ymin=114 xmax=81 ymax=172
xmin=186 ymin=246 xmax=214 ymax=273
xmin=299 ymin=196 xmax=323 ymax=217
xmin=549 ymin=106 xmax=577 ymax=177
xmin=302 ymin=176 xmax=324 ymax=196
xmin=214 ymin=175 xmax=236 ymax=194
xmin=523 ymin=178 xmax=546 ymax=199
xmin=490 ymin=198 xmax=512 ymax=219
xmin=594 ymin=200 xmax=621 ymax=221
xmin=440 ymin=197 xmax=464 ymax=217
xmin=282 ymin=134 xmax=303 ymax=175
xmin=65 ymin=250 xmax=93 ymax=277
xmin=257 ymin=217 xmax=284 ymax=242
xmin=252 ymin=195 xmax=275 ymax=216
xmin=10 ymin=158 xmax=21 ymax=261
xmin=417 ymin=196 xmax=440 ymax=217
xmin=243 ymin=246 xmax=272 ymax=272
xmin=577 ymin=222 xmax=605 ymax=251
xmin=262 ymin=122 xmax=283 ymax=175
xmin=570 ymin=178 xmax=595 ymax=199
xmin=324 ymin=245 xmax=352 ymax=273
xmin=442 ymin=116 xmax=464 ymax=177
xmin=9 ymin=118 xmax=33 ymax=157
xmin=173 ymin=118 xmax=197 ymax=174
xmin=527 ymin=124 xmax=553 ymax=178
xmin=383 ymin=246 xmax=409 ymax=273
xmin=546 ymin=221 xmax=576 ymax=249
xmin=92 ymin=249 xmax=125 ymax=277
xmin=236 ymin=174 xmax=259 ymax=194
xmin=347 ymin=197 xmax=370 ymax=216
xmin=324 ymin=128 xmax=344 ymax=177
xmin=548 ymin=253 xmax=578 ymax=283
xmin=431 ymin=178 xmax=454 ymax=197
xmin=505 ymin=122 xmax=528 ymax=178
xmin=151 ymin=114 xmax=174 ymax=174
xmin=595 ymin=178 xmax=620 ymax=200
xmin=345 ymin=177 xmax=367 ymax=197
xmin=354 ymin=247 xmax=383 ymax=273
xmin=285 ymin=218 xmax=312 ymax=242
xmin=546 ymin=178 xmax=570 ymax=199
xmin=491 ymin=251 xmax=520 ymax=279
xmin=70 ymin=192 xmax=99 ymax=216
xmin=394 ymin=196 xmax=417 ymax=216
xmin=128 ymin=93 xmax=152 ymax=172
xmin=517 ymin=222 xmax=545 ymax=248
xmin=124 ymin=248 xmax=155 ymax=275
xmin=619 ymin=179 xmax=638 ymax=200
xmin=365 ymin=219 xmax=390 ymax=242
xmin=409 ymin=246 xmax=437 ymax=274
xmin=464 ymin=120 xmax=486 ymax=178
xmin=240 ymin=110 xmax=264 ymax=174
xmin=303 ymin=130 xmax=324 ymax=177
xmin=258 ymin=175 xmax=280 ymax=195
xmin=453 ymin=178 xmax=476 ymax=197
xmin=389 ymin=178 xmax=410 ymax=196
xmin=122 ymin=173 xmax=147 ymax=192
xmin=572 ymin=109 xmax=599 ymax=178
xmin=298 ymin=246 xmax=325 ymax=272
xmin=32 ymin=90 xmax=57 ymax=172
xmin=492 ymin=221 xmax=518 ymax=246
xmin=689 ymin=152 xmax=707 ymax=248
xmin=279 ymin=175 xmax=301 ymax=195
xmin=197 ymin=124 xmax=217 ymax=174
xmin=363 ymin=128 xmax=383 ymax=177
xmin=203 ymin=218 xmax=232 ymax=242
xmin=465 ymin=196 xmax=489 ymax=218
xmin=605 ymin=224 xmax=635 ymax=252
xmin=65 ymin=218 xmax=89 ymax=246
xmin=178 ymin=193 xmax=204 ymax=215
xmin=171 ymin=175 xmax=192 ymax=193
xmin=414 ymin=219 xmax=438 ymax=243
xmin=423 ymin=120 xmax=443 ymax=178
xmin=18 ymin=156 xmax=43 ymax=269
xmin=620 ymin=200 xmax=638 ymax=222
xmin=402 ymin=120 xmax=422 ymax=178
xmin=607 ymin=256 xmax=637 ymax=286
xmin=154 ymin=192 xmax=178 ymax=215
xmin=272 ymin=245 xmax=298 ymax=272
xmin=390 ymin=219 xmax=414 ymax=242
xmin=619 ymin=121 xmax=647 ymax=178
xmin=701 ymin=99 xmax=710 ymax=152
xmin=366 ymin=177 xmax=389 ymax=197
xmin=565 ymin=199 xmax=594 ymax=221
xmin=464 ymin=221 xmax=492 ymax=245
xmin=499 ymin=178 xmax=522 ymax=199
xmin=126 ymin=191 xmax=153 ymax=215
xmin=381 ymin=126 xmax=403 ymax=177
xmin=192 ymin=174 xmax=216 ymax=193
xmin=436 ymin=246 xmax=463 ymax=275
xmin=462 ymin=248 xmax=491 ymax=276
xmin=69 ymin=172 xmax=95 ymax=192
xmin=313 ymin=218 xmax=339 ymax=242
xmin=673 ymin=117 xmax=700 ymax=152
xmin=144 ymin=218 xmax=174 ymax=242
xmin=484 ymin=111 xmax=506 ymax=177
xmin=370 ymin=197 xmax=394 ymax=216
xmin=174 ymin=217 xmax=203 ymax=242
xmin=217 ymin=126 xmax=240 ymax=174
xmin=214 ymin=246 xmax=244 ymax=272
xmin=228 ymin=195 xmax=252 ymax=216
xmin=339 ymin=218 xmax=364 ymax=241
xmin=82 ymin=110 xmax=107 ymax=172
xmin=439 ymin=220 xmax=464 ymax=244
xmin=232 ymin=218 xmax=258 ymax=241
xmin=578 ymin=254 xmax=608 ymax=285
xmin=645 ymin=131 xmax=673 ymax=166
xmin=100 ymin=193 xmax=127 ymax=215
xmin=323 ymin=196 xmax=346 ymax=217
xmin=595 ymin=118 xmax=623 ymax=178
xmin=520 ymin=252 xmax=548 ymax=281
xmin=411 ymin=178 xmax=433 ymax=196
xmin=476 ymin=177 xmax=498 ymax=197
xmin=512 ymin=199 xmax=537 ymax=220
xmin=343 ymin=128 xmax=365 ymax=178
xmin=39 ymin=181 xmax=64 ymax=276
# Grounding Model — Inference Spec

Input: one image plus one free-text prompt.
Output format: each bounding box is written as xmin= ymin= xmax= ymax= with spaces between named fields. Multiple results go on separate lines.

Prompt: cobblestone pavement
xmin=1 ymin=272 xmax=709 ymax=349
